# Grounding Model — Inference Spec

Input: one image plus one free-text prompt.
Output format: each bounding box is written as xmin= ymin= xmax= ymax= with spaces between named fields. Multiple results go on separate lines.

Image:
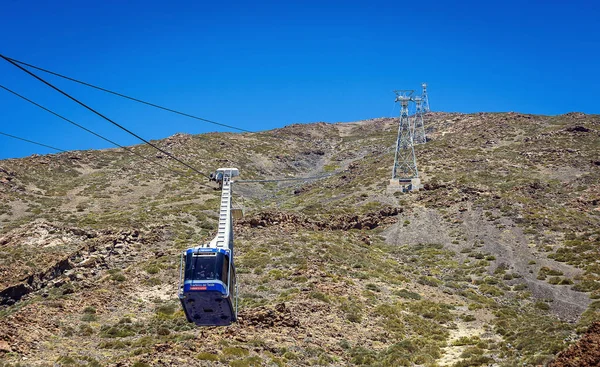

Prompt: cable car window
xmin=187 ymin=255 xmax=218 ymax=281
xmin=221 ymin=255 xmax=229 ymax=285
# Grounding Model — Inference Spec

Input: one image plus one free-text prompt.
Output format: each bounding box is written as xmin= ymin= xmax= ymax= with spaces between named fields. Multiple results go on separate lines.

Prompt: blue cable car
xmin=179 ymin=247 xmax=237 ymax=326
xmin=178 ymin=168 xmax=239 ymax=326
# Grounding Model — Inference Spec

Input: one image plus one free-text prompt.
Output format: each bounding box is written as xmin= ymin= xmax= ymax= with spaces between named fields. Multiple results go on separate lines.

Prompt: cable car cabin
xmin=179 ymin=167 xmax=239 ymax=326
xmin=178 ymin=247 xmax=237 ymax=326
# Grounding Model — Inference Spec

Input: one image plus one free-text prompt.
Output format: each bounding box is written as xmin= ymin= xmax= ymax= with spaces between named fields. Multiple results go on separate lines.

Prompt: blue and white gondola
xmin=178 ymin=168 xmax=239 ymax=326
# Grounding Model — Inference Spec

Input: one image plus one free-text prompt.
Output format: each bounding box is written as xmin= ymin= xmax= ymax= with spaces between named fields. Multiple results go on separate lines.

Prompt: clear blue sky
xmin=1 ymin=0 xmax=598 ymax=159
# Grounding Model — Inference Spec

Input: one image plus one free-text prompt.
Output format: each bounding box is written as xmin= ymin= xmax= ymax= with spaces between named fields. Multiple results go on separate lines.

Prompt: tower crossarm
xmin=393 ymin=89 xmax=414 ymax=102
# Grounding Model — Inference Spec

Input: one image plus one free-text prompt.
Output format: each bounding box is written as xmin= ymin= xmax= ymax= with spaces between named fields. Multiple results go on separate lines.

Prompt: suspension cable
xmin=2 ymin=55 xmax=253 ymax=133
xmin=0 ymin=84 xmax=201 ymax=178
xmin=0 ymin=54 xmax=211 ymax=180
xmin=0 ymin=131 xmax=66 ymax=153
xmin=236 ymin=172 xmax=338 ymax=183
xmin=1 ymin=54 xmax=315 ymax=143
xmin=0 ymin=128 xmax=215 ymax=190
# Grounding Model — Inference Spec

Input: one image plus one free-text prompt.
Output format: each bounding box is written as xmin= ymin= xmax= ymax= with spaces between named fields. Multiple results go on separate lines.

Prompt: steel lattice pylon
xmin=421 ymin=83 xmax=430 ymax=112
xmin=392 ymin=90 xmax=418 ymax=180
xmin=412 ymin=96 xmax=426 ymax=145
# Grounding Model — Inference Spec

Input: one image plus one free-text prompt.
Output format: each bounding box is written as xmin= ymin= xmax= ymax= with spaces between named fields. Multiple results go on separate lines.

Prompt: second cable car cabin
xmin=178 ymin=168 xmax=239 ymax=326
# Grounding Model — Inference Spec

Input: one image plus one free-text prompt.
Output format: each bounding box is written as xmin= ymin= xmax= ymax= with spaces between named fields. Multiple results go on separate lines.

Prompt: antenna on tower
xmin=421 ymin=83 xmax=430 ymax=112
xmin=389 ymin=89 xmax=421 ymax=192
xmin=412 ymin=96 xmax=426 ymax=145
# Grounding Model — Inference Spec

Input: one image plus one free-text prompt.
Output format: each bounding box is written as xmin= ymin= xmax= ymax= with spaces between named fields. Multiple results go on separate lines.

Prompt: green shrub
xmin=310 ymin=291 xmax=330 ymax=303
xmin=99 ymin=340 xmax=129 ymax=349
xmin=339 ymin=340 xmax=351 ymax=350
xmin=513 ymin=284 xmax=528 ymax=291
xmin=55 ymin=355 xmax=101 ymax=367
xmin=578 ymin=301 xmax=600 ymax=329
xmin=479 ymin=284 xmax=504 ymax=296
xmin=111 ymin=273 xmax=126 ymax=282
xmin=222 ymin=347 xmax=249 ymax=359
xmin=460 ymin=314 xmax=476 ymax=322
xmin=418 ymin=276 xmax=442 ymax=287
xmin=81 ymin=313 xmax=97 ymax=322
xmin=145 ymin=277 xmax=161 ymax=286
xmin=79 ymin=324 xmax=94 ymax=336
xmin=282 ymin=351 xmax=297 ymax=360
xmin=538 ymin=267 xmax=563 ymax=280
xmin=453 ymin=356 xmax=494 ymax=367
xmin=340 ymin=299 xmax=362 ymax=323
xmin=196 ymin=352 xmax=219 ymax=361
xmin=155 ymin=303 xmax=177 ymax=317
xmin=100 ymin=323 xmax=136 ymax=338
xmin=393 ymin=289 xmax=422 ymax=300
xmin=230 ymin=357 xmax=263 ymax=367
xmin=349 ymin=347 xmax=377 ymax=365
xmin=406 ymin=300 xmax=454 ymax=323
xmin=452 ymin=336 xmax=480 ymax=346
xmin=460 ymin=346 xmax=485 ymax=358
xmin=365 ymin=283 xmax=380 ymax=292
xmin=145 ymin=265 xmax=160 ymax=274
xmin=548 ymin=277 xmax=561 ymax=285
xmin=573 ymin=280 xmax=600 ymax=292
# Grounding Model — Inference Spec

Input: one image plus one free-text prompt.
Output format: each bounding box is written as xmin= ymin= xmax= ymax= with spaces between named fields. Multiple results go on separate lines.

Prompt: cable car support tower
xmin=389 ymin=90 xmax=421 ymax=192
xmin=421 ymin=83 xmax=430 ymax=112
xmin=412 ymin=96 xmax=426 ymax=145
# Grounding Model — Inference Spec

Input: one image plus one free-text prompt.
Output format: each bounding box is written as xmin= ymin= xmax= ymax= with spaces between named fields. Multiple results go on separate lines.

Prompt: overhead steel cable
xmin=0 ymin=128 xmax=215 ymax=190
xmin=0 ymin=84 xmax=196 ymax=178
xmin=0 ymin=131 xmax=66 ymax=153
xmin=236 ymin=172 xmax=339 ymax=183
xmin=1 ymin=55 xmax=314 ymax=144
xmin=0 ymin=54 xmax=211 ymax=180
xmin=2 ymin=55 xmax=254 ymax=133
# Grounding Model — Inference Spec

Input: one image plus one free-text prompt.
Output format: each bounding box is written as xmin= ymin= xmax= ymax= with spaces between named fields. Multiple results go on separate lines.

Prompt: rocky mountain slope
xmin=0 ymin=112 xmax=599 ymax=367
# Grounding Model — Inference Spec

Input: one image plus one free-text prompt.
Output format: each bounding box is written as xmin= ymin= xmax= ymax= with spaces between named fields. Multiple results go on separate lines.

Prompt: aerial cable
xmin=0 ymin=131 xmax=66 ymax=153
xmin=0 ymin=128 xmax=214 ymax=191
xmin=236 ymin=172 xmax=338 ymax=183
xmin=1 ymin=55 xmax=314 ymax=144
xmin=0 ymin=84 xmax=202 ymax=179
xmin=0 ymin=54 xmax=211 ymax=180
xmin=1 ymin=55 xmax=253 ymax=133
xmin=0 ymin=86 xmax=216 ymax=189
xmin=390 ymin=100 xmax=398 ymax=118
